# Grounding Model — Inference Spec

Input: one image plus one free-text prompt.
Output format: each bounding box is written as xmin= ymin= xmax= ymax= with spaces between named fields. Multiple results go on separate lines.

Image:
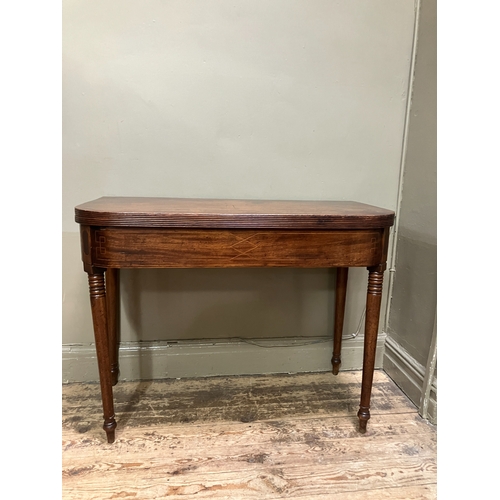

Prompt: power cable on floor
xmin=234 ymin=308 xmax=366 ymax=348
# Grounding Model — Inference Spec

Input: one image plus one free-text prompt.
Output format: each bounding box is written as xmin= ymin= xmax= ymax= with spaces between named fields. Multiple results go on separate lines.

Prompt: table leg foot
xmin=111 ymin=367 xmax=119 ymax=386
xmin=331 ymin=358 xmax=341 ymax=375
xmin=357 ymin=406 xmax=370 ymax=433
xmin=104 ymin=418 xmax=117 ymax=443
xmin=106 ymin=430 xmax=116 ymax=444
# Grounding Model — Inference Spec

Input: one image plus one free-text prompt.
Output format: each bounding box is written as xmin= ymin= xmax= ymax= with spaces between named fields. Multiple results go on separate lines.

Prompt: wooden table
xmin=75 ymin=197 xmax=395 ymax=443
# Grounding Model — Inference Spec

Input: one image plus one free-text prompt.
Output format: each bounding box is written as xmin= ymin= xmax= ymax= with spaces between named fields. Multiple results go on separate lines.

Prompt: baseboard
xmin=62 ymin=333 xmax=387 ymax=383
xmin=383 ymin=335 xmax=437 ymax=424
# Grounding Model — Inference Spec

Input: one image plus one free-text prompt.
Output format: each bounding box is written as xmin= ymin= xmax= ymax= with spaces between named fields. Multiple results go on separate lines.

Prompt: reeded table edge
xmin=75 ymin=198 xmax=395 ymax=229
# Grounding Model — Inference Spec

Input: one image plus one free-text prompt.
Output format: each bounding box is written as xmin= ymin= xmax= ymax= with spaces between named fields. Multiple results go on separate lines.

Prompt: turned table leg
xmin=358 ymin=264 xmax=385 ymax=433
xmin=332 ymin=267 xmax=348 ymax=375
xmin=106 ymin=268 xmax=120 ymax=386
xmin=88 ymin=271 xmax=117 ymax=443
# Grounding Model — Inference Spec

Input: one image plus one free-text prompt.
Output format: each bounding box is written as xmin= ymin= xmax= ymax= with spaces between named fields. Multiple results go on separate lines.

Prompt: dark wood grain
xmin=76 ymin=197 xmax=394 ymax=441
xmin=87 ymin=272 xmax=116 ymax=443
xmin=358 ymin=264 xmax=386 ymax=433
xmin=75 ymin=197 xmax=395 ymax=229
xmin=91 ymin=228 xmax=386 ymax=269
xmin=106 ymin=268 xmax=120 ymax=386
xmin=332 ymin=267 xmax=349 ymax=375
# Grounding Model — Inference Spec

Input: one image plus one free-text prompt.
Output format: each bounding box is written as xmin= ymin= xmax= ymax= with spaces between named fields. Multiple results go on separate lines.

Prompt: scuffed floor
xmin=63 ymin=370 xmax=436 ymax=499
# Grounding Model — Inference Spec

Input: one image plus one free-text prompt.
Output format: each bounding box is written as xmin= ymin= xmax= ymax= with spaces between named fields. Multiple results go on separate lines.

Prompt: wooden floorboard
xmin=63 ymin=370 xmax=436 ymax=499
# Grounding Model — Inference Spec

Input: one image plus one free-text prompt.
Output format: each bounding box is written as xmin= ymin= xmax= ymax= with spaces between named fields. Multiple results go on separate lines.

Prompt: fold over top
xmin=75 ymin=197 xmax=395 ymax=229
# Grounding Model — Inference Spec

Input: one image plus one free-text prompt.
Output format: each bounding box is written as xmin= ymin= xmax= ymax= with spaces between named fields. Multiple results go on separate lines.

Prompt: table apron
xmin=87 ymin=227 xmax=387 ymax=268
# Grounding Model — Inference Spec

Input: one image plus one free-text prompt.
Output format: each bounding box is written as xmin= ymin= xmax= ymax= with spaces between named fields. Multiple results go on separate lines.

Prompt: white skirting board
xmin=383 ymin=335 xmax=437 ymax=424
xmin=62 ymin=334 xmax=387 ymax=383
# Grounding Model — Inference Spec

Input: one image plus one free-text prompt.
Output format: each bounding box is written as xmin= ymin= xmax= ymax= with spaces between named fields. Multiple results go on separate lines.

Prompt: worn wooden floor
xmin=62 ymin=370 xmax=437 ymax=499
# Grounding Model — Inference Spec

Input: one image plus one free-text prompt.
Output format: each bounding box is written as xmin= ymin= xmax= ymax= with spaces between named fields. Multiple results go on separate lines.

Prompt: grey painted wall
xmin=387 ymin=0 xmax=436 ymax=368
xmin=63 ymin=1 xmax=416 ymax=375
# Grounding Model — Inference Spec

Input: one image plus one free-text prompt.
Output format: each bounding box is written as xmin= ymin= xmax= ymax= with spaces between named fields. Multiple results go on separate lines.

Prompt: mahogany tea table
xmin=75 ymin=197 xmax=395 ymax=443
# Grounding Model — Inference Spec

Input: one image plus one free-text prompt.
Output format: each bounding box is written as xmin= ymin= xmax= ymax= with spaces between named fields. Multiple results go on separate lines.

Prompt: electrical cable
xmin=234 ymin=308 xmax=366 ymax=348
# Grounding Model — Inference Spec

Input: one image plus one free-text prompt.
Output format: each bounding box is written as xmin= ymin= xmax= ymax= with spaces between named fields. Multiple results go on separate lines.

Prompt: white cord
xmin=233 ymin=308 xmax=366 ymax=348
xmin=236 ymin=337 xmax=330 ymax=348
xmin=342 ymin=308 xmax=365 ymax=340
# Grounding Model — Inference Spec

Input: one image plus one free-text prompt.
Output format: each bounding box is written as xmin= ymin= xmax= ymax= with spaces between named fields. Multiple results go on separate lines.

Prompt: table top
xmin=75 ymin=197 xmax=395 ymax=229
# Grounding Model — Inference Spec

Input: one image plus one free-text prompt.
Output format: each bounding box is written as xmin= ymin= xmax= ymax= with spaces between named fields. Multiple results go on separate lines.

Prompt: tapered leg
xmin=358 ymin=264 xmax=385 ymax=433
xmin=88 ymin=271 xmax=117 ymax=443
xmin=332 ymin=267 xmax=349 ymax=375
xmin=106 ymin=268 xmax=120 ymax=386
